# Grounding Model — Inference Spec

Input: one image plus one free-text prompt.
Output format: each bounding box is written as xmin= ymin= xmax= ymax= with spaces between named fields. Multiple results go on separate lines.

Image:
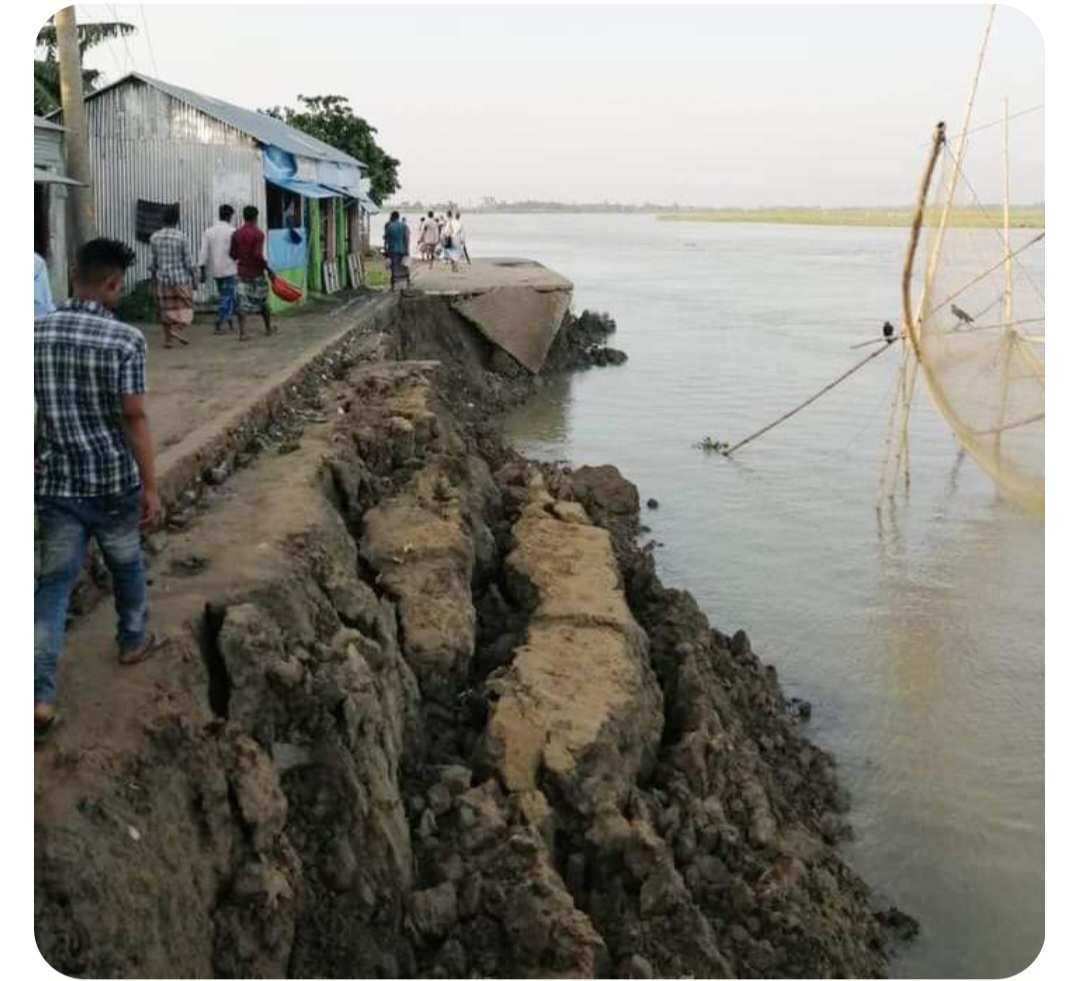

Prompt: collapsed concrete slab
xmin=411 ymin=259 xmax=573 ymax=374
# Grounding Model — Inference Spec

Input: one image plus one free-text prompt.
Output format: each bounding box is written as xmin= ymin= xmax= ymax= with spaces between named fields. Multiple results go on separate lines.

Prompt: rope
xmin=942 ymin=143 xmax=1045 ymax=302
xmin=964 ymin=102 xmax=1044 ymax=138
xmin=721 ymin=340 xmax=897 ymax=457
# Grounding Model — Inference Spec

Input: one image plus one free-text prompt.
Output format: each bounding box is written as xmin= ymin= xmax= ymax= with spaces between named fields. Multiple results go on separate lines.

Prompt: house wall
xmin=34 ymin=124 xmax=70 ymax=300
xmin=84 ymin=81 xmax=266 ymax=292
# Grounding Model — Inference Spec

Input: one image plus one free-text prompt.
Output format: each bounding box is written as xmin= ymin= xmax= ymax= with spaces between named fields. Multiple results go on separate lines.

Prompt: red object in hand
xmin=271 ymin=275 xmax=303 ymax=303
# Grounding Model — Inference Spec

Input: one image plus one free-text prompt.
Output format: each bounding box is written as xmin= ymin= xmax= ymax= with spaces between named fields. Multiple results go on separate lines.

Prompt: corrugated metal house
xmin=66 ymin=72 xmax=377 ymax=311
xmin=35 ymin=115 xmax=79 ymax=300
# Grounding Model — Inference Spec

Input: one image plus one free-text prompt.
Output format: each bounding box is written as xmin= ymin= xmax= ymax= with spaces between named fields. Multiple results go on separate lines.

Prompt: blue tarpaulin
xmin=267 ymin=226 xmax=308 ymax=271
xmin=266 ymin=175 xmax=339 ymax=199
xmin=263 ymin=145 xmax=297 ymax=183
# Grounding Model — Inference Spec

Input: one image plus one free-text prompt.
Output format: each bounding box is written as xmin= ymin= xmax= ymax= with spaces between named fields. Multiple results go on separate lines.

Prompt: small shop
xmin=65 ymin=72 xmax=378 ymax=312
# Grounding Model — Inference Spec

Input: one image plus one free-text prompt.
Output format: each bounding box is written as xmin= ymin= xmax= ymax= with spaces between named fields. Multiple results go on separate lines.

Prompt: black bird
xmin=951 ymin=304 xmax=974 ymax=325
xmin=882 ymin=320 xmax=895 ymax=340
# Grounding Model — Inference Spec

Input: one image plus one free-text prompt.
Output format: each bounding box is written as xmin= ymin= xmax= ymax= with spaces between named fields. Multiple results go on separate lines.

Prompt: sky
xmin=69 ymin=3 xmax=1045 ymax=207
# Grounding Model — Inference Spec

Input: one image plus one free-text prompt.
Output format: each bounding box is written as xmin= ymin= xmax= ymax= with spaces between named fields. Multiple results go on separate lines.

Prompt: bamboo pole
xmin=917 ymin=4 xmax=997 ymax=352
xmin=1003 ymin=96 xmax=1013 ymax=330
xmin=901 ymin=122 xmax=948 ymax=358
xmin=995 ymin=96 xmax=1014 ymax=462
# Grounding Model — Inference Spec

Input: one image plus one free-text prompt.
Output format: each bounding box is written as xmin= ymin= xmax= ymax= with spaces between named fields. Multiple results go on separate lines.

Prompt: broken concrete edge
xmin=156 ymin=293 xmax=399 ymax=516
xmin=450 ymin=285 xmax=574 ymax=375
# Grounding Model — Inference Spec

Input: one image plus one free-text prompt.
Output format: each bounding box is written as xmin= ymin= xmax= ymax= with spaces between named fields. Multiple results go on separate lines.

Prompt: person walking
xmin=420 ymin=210 xmax=440 ymax=267
xmin=34 ymin=238 xmax=164 ymax=739
xmin=148 ymin=204 xmax=198 ymax=349
xmin=456 ymin=212 xmax=471 ymax=265
xmin=383 ymin=210 xmax=411 ymax=290
xmin=199 ymin=204 xmax=239 ymax=334
xmin=443 ymin=212 xmax=464 ymax=273
xmin=230 ymin=206 xmax=275 ymax=341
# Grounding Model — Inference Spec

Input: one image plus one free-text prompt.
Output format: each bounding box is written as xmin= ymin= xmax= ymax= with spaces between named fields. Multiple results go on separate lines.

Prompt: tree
xmin=263 ymin=95 xmax=400 ymax=205
xmin=34 ymin=15 xmax=136 ymax=114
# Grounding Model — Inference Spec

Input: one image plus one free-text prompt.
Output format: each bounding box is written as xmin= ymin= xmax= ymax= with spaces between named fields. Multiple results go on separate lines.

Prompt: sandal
xmin=118 ymin=631 xmax=168 ymax=666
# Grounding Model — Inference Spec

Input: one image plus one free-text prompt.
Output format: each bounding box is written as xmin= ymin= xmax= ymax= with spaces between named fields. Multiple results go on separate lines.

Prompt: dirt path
xmin=33 ymin=394 xmax=343 ymax=822
xmin=136 ymin=293 xmax=383 ymax=454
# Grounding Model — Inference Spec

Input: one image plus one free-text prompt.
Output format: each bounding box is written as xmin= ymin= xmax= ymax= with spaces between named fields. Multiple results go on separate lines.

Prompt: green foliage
xmin=34 ymin=17 xmax=136 ymax=114
xmin=116 ymin=280 xmax=155 ymax=323
xmin=363 ymin=259 xmax=390 ymax=290
xmin=263 ymin=95 xmax=400 ymax=205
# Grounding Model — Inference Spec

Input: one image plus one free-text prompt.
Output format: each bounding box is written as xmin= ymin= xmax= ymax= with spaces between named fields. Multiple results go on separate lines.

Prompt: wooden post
xmin=55 ymin=7 xmax=96 ymax=248
xmin=994 ymin=95 xmax=1015 ymax=461
xmin=1002 ymin=96 xmax=1013 ymax=330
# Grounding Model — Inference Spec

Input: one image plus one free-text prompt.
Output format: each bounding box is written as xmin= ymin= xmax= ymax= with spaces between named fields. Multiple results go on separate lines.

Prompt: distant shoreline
xmin=657 ymin=207 xmax=1046 ymax=229
xmin=389 ymin=204 xmax=1045 ymax=228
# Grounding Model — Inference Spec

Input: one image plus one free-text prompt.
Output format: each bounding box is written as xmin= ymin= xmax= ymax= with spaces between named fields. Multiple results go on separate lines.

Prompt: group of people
xmin=150 ymin=203 xmax=276 ymax=347
xmin=381 ymin=208 xmax=470 ymax=289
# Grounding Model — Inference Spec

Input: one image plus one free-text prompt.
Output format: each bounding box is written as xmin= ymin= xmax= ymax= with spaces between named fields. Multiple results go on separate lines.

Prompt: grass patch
xmin=364 ymin=258 xmax=390 ymax=290
xmin=659 ymin=206 xmax=1045 ymax=229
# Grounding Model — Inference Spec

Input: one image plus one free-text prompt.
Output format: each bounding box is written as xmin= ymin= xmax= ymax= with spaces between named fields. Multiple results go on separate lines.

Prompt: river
xmin=459 ymin=213 xmax=1043 ymax=978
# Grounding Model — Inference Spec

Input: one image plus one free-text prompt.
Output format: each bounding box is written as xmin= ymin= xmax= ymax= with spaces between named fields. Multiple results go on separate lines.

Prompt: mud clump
xmin=545 ymin=309 xmax=628 ymax=371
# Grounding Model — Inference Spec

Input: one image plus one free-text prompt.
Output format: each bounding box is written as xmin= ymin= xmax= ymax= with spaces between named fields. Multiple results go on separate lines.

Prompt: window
xmin=266 ymin=184 xmax=302 ymax=231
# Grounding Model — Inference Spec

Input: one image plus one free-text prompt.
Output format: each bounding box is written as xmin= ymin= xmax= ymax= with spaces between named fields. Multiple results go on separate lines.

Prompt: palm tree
xmin=34 ymin=15 xmax=136 ymax=115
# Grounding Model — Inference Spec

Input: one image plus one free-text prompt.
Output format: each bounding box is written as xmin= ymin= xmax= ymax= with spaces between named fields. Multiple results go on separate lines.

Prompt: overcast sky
xmin=72 ymin=3 xmax=1045 ymax=207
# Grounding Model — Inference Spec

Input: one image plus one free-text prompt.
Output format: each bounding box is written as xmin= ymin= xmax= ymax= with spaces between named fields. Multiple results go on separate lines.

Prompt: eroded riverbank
xmin=35 ymin=293 xmax=912 ymax=977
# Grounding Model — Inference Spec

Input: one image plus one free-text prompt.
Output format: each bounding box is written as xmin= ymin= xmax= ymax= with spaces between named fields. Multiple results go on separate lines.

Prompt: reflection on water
xmin=484 ymin=213 xmax=1043 ymax=979
xmin=515 ymin=373 xmax=573 ymax=446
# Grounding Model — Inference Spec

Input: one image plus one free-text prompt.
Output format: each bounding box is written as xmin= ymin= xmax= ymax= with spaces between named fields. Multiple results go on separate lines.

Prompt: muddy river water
xmin=457 ymin=212 xmax=1045 ymax=978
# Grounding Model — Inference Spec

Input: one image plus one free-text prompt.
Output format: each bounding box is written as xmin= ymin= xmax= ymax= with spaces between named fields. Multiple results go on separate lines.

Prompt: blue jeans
xmin=215 ymin=275 xmax=237 ymax=324
xmin=34 ymin=488 xmax=148 ymax=705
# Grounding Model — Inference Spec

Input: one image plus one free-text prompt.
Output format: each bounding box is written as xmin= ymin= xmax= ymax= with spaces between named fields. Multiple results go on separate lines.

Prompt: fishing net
xmin=914 ymin=107 xmax=1044 ymax=515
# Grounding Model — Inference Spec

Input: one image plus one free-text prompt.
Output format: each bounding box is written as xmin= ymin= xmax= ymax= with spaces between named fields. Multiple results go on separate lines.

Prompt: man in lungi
xmin=148 ymin=203 xmax=198 ymax=349
xmin=230 ymin=206 xmax=275 ymax=341
xmin=383 ymin=211 xmax=410 ymax=290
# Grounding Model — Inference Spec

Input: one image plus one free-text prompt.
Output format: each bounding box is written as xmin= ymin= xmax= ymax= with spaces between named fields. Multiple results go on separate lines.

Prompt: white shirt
xmin=420 ymin=218 xmax=440 ymax=245
xmin=34 ymin=253 xmax=55 ymax=318
xmin=199 ymin=221 xmax=238 ymax=278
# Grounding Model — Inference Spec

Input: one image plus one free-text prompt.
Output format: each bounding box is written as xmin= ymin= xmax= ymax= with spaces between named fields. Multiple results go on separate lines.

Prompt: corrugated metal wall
xmin=86 ymin=82 xmax=266 ymax=289
xmin=34 ymin=127 xmax=64 ymax=169
xmin=34 ymin=126 xmax=69 ymax=299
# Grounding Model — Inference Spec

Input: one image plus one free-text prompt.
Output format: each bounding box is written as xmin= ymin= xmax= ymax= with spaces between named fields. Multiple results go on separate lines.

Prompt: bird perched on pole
xmin=882 ymin=320 xmax=896 ymax=342
xmin=951 ymin=304 xmax=974 ymax=326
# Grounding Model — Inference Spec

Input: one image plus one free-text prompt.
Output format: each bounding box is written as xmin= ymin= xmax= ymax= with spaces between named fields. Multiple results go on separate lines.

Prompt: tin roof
xmin=84 ymin=73 xmax=366 ymax=170
xmin=34 ymin=115 xmax=66 ymax=131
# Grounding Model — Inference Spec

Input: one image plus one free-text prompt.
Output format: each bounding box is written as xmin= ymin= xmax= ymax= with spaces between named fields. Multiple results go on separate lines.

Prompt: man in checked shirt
xmin=34 ymin=239 xmax=165 ymax=739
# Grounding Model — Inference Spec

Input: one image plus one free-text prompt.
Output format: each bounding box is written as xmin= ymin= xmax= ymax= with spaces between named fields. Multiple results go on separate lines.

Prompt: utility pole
xmin=55 ymin=7 xmax=96 ymax=247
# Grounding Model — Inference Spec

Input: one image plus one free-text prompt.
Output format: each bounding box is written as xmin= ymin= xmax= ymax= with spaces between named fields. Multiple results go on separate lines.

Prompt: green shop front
xmin=262 ymin=146 xmax=378 ymax=313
